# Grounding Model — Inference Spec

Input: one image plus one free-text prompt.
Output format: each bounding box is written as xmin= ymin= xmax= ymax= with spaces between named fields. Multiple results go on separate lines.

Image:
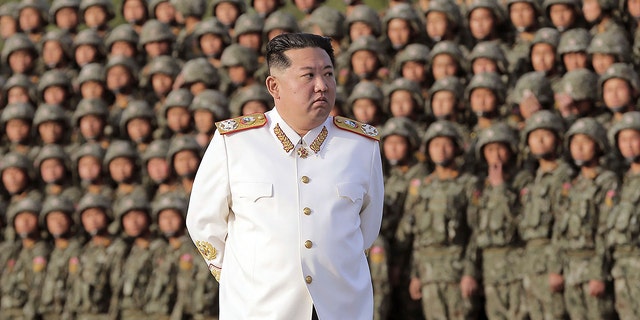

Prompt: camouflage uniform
xmin=103 ymin=140 xmax=147 ymax=203
xmin=1 ymin=33 xmax=38 ymax=79
xmin=34 ymin=145 xmax=83 ymax=203
xmin=606 ymin=112 xmax=640 ymax=319
xmin=1 ymin=153 xmax=43 ymax=242
xmin=400 ymin=121 xmax=480 ymax=320
xmin=518 ymin=110 xmax=571 ymax=320
xmin=0 ymin=102 xmax=37 ymax=160
xmin=71 ymin=142 xmax=113 ymax=199
xmin=119 ymin=99 xmax=156 ymax=153
xmin=70 ymin=98 xmax=111 ymax=148
xmin=598 ymin=63 xmax=640 ymax=130
xmin=39 ymin=196 xmax=82 ymax=320
xmin=555 ymin=118 xmax=617 ymax=320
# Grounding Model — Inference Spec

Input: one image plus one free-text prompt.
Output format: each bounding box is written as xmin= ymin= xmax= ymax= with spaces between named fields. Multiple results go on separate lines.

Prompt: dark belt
xmin=312 ymin=306 xmax=319 ymax=320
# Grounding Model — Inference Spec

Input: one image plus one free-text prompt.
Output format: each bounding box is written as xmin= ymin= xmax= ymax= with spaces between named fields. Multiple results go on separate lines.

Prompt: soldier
xmin=211 ymin=0 xmax=246 ymax=30
xmin=506 ymin=0 xmax=543 ymax=77
xmin=140 ymin=19 xmax=176 ymax=61
xmin=112 ymin=193 xmax=159 ymax=319
xmin=148 ymin=0 xmax=178 ymax=27
xmin=159 ymin=89 xmax=194 ymax=138
xmin=142 ymin=139 xmax=172 ymax=200
xmin=528 ymin=28 xmax=562 ymax=89
xmin=141 ymin=55 xmax=180 ymax=110
xmin=251 ymin=0 xmax=285 ymax=18
xmin=174 ymin=0 xmax=206 ymax=61
xmin=219 ymin=44 xmax=260 ymax=97
xmin=347 ymin=81 xmax=387 ymax=128
xmin=228 ymin=84 xmax=273 ymax=118
xmin=467 ymin=41 xmax=509 ymax=78
xmin=554 ymin=68 xmax=608 ymax=127
xmin=557 ymin=28 xmax=591 ymax=72
xmin=120 ymin=100 xmax=156 ymax=153
xmin=38 ymin=29 xmax=75 ymax=76
xmin=464 ymin=0 xmax=508 ymax=49
xmin=421 ymin=0 xmax=464 ymax=48
xmin=555 ymin=117 xmax=617 ymax=319
xmin=403 ymin=121 xmax=481 ymax=320
xmin=471 ymin=123 xmax=530 ymax=320
xmin=72 ymin=29 xmax=106 ymax=68
xmin=193 ymin=17 xmax=231 ymax=67
xmin=37 ymin=70 xmax=72 ymax=107
xmin=233 ymin=13 xmax=264 ymax=54
xmin=425 ymin=76 xmax=468 ymax=126
xmin=344 ymin=4 xmax=382 ymax=45
xmin=306 ymin=7 xmax=346 ymax=56
xmin=380 ymin=117 xmax=429 ymax=320
xmin=71 ymin=98 xmax=110 ymax=147
xmin=104 ymin=140 xmax=147 ymax=202
xmin=392 ymin=43 xmax=430 ymax=92
xmin=72 ymin=142 xmax=113 ymax=198
xmin=33 ymin=103 xmax=71 ymax=147
xmin=66 ymin=193 xmax=128 ymax=319
xmin=49 ymin=0 xmax=81 ymax=34
xmin=599 ymin=63 xmax=640 ymax=129
xmin=17 ymin=0 xmax=49 ymax=43
xmin=0 ymin=102 xmax=36 ymax=158
xmin=190 ymin=89 xmax=230 ymax=147
xmin=380 ymin=3 xmax=425 ymax=58
xmin=542 ymin=0 xmax=585 ymax=32
xmin=104 ymin=24 xmax=140 ymax=60
xmin=582 ymin=0 xmax=627 ymax=37
xmin=587 ymin=31 xmax=632 ymax=75
xmin=605 ymin=111 xmax=640 ymax=319
xmin=122 ymin=0 xmax=149 ymax=33
xmin=178 ymin=58 xmax=221 ymax=96
xmin=105 ymin=56 xmax=140 ymax=137
xmin=34 ymin=145 xmax=83 ymax=203
xmin=368 ymin=235 xmax=391 ymax=320
xmin=263 ymin=10 xmax=299 ymax=42
xmin=0 ymin=2 xmax=19 ymax=41
xmin=508 ymin=71 xmax=555 ymax=129
xmin=76 ymin=63 xmax=112 ymax=103
xmin=79 ymin=0 xmax=115 ymax=36
xmin=518 ymin=110 xmax=571 ymax=320
xmin=1 ymin=33 xmax=38 ymax=78
xmin=383 ymin=78 xmax=425 ymax=126
xmin=428 ymin=41 xmax=467 ymax=82
xmin=0 ymin=197 xmax=50 ymax=320
xmin=338 ymin=35 xmax=388 ymax=92
xmin=39 ymin=196 xmax=82 ymax=320
xmin=166 ymin=135 xmax=202 ymax=199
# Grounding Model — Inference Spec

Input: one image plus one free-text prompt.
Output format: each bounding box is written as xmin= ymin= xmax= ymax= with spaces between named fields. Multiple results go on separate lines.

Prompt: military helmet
xmin=1 ymin=33 xmax=37 ymax=65
xmin=559 ymin=68 xmax=598 ymax=101
xmin=72 ymin=142 xmax=105 ymax=168
xmin=382 ymin=3 xmax=421 ymax=35
xmin=193 ymin=17 xmax=231 ymax=46
xmin=347 ymin=35 xmax=384 ymax=66
xmin=105 ymin=24 xmax=139 ymax=51
xmin=346 ymin=5 xmax=382 ymax=37
xmin=105 ymin=55 xmax=139 ymax=81
xmin=380 ymin=116 xmax=421 ymax=150
xmin=40 ymin=195 xmax=75 ymax=226
xmin=33 ymin=103 xmax=68 ymax=127
xmin=466 ymin=0 xmax=506 ymax=25
xmin=172 ymin=0 xmax=206 ymax=18
xmin=509 ymin=71 xmax=554 ymax=107
xmin=3 ymin=74 xmax=34 ymax=93
xmin=142 ymin=139 xmax=170 ymax=164
xmin=79 ymin=0 xmax=115 ymax=20
xmin=72 ymin=98 xmax=109 ymax=126
xmin=220 ymin=44 xmax=259 ymax=74
xmin=467 ymin=41 xmax=508 ymax=74
xmin=120 ymin=0 xmax=149 ymax=19
xmin=73 ymin=29 xmax=105 ymax=54
xmin=422 ymin=0 xmax=463 ymax=29
xmin=167 ymin=135 xmax=201 ymax=169
xmin=113 ymin=193 xmax=151 ymax=225
xmin=34 ymin=144 xmax=70 ymax=169
xmin=233 ymin=13 xmax=264 ymax=39
xmin=151 ymin=195 xmax=188 ymax=221
xmin=119 ymin=100 xmax=155 ymax=134
xmin=211 ymin=0 xmax=247 ymax=17
xmin=140 ymin=19 xmax=175 ymax=46
xmin=383 ymin=78 xmax=424 ymax=114
xmin=0 ymin=2 xmax=19 ymax=18
xmin=542 ymin=0 xmax=580 ymax=18
xmin=475 ymin=122 xmax=518 ymax=161
xmin=426 ymin=76 xmax=464 ymax=114
xmin=587 ymin=31 xmax=631 ymax=62
xmin=37 ymin=70 xmax=71 ymax=99
xmin=394 ymin=43 xmax=430 ymax=75
xmin=7 ymin=197 xmax=42 ymax=229
xmin=598 ymin=63 xmax=640 ymax=94
xmin=163 ymin=89 xmax=194 ymax=116
xmin=180 ymin=58 xmax=220 ymax=88
xmin=595 ymin=0 xmax=619 ymax=11
xmin=145 ymin=55 xmax=181 ymax=79
xmin=263 ymin=11 xmax=300 ymax=34
xmin=347 ymin=82 xmax=384 ymax=109
xmin=19 ymin=0 xmax=50 ymax=22
xmin=229 ymin=84 xmax=273 ymax=117
xmin=1 ymin=102 xmax=35 ymax=126
xmin=557 ymin=28 xmax=591 ymax=55
xmin=76 ymin=193 xmax=113 ymax=222
xmin=77 ymin=63 xmax=105 ymax=86
xmin=148 ymin=0 xmax=167 ymax=18
xmin=0 ymin=152 xmax=32 ymax=173
xmin=49 ymin=0 xmax=80 ymax=24
xmin=308 ymin=6 xmax=346 ymax=39
xmin=190 ymin=89 xmax=231 ymax=121
xmin=429 ymin=41 xmax=465 ymax=68
xmin=103 ymin=140 xmax=138 ymax=168
xmin=565 ymin=117 xmax=609 ymax=154
xmin=608 ymin=111 xmax=640 ymax=148
xmin=522 ymin=109 xmax=565 ymax=140
xmin=531 ymin=27 xmax=560 ymax=48
xmin=464 ymin=72 xmax=506 ymax=104
xmin=40 ymin=29 xmax=74 ymax=59
xmin=506 ymin=0 xmax=541 ymax=12
xmin=423 ymin=120 xmax=463 ymax=150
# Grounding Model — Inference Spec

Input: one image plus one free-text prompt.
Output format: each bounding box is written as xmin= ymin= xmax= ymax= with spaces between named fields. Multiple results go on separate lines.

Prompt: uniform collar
xmin=268 ymin=108 xmax=330 ymax=157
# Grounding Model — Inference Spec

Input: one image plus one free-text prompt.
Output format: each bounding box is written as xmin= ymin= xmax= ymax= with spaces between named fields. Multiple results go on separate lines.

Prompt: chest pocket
xmin=565 ymin=184 xmax=598 ymax=240
xmin=337 ymin=183 xmax=365 ymax=203
xmin=607 ymin=185 xmax=640 ymax=246
xmin=236 ymin=182 xmax=273 ymax=202
xmin=523 ymin=184 xmax=551 ymax=228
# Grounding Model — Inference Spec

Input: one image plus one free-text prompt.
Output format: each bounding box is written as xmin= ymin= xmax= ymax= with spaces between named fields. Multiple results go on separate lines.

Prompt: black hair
xmin=266 ymin=33 xmax=335 ymax=74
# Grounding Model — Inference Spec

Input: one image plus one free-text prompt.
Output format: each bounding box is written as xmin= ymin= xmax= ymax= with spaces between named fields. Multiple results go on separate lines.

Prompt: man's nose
xmin=314 ymin=76 xmax=328 ymax=92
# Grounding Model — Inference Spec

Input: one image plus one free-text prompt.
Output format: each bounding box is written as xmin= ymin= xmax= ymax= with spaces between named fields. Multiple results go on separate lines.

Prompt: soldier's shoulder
xmin=596 ymin=169 xmax=619 ymax=186
xmin=332 ymin=116 xmax=380 ymax=141
xmin=215 ymin=113 xmax=267 ymax=135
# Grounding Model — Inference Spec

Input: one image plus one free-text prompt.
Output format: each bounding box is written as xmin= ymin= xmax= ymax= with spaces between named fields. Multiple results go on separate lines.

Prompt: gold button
xmin=304 ymin=240 xmax=313 ymax=249
xmin=305 ymin=276 xmax=313 ymax=284
xmin=303 ymin=207 xmax=311 ymax=215
xmin=301 ymin=176 xmax=310 ymax=183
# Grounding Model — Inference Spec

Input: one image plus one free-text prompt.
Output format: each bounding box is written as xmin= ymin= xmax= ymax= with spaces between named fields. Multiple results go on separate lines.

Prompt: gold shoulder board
xmin=333 ymin=116 xmax=380 ymax=141
xmin=215 ymin=113 xmax=267 ymax=135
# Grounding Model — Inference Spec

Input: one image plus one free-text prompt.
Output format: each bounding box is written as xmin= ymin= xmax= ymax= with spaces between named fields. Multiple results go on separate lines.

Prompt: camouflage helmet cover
xmin=557 ymin=28 xmax=591 ymax=55
xmin=72 ymin=98 xmax=109 ymax=125
xmin=151 ymin=195 xmax=188 ymax=220
xmin=383 ymin=78 xmax=424 ymax=113
xmin=229 ymin=84 xmax=273 ymax=117
xmin=475 ymin=122 xmax=518 ymax=160
xmin=346 ymin=5 xmax=382 ymax=37
xmin=509 ymin=71 xmax=554 ymax=107
xmin=565 ymin=117 xmax=609 ymax=154
xmin=33 ymin=103 xmax=68 ymax=127
xmin=608 ymin=111 xmax=640 ymax=148
xmin=559 ymin=68 xmax=598 ymax=101
xmin=190 ymin=89 xmax=231 ymax=121
xmin=380 ymin=116 xmax=421 ymax=150
xmin=522 ymin=109 xmax=565 ymax=141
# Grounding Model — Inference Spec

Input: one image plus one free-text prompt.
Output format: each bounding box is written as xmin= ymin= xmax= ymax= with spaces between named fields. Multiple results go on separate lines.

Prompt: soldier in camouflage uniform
xmin=505 ymin=0 xmax=543 ymax=78
xmin=211 ymin=0 xmax=246 ymax=30
xmin=421 ymin=0 xmax=464 ymax=48
xmin=554 ymin=68 xmax=607 ymax=127
xmin=380 ymin=117 xmax=429 ymax=320
xmin=34 ymin=145 xmax=83 ymax=203
xmin=219 ymin=44 xmax=260 ymax=97
xmin=392 ymin=43 xmax=430 ymax=91
xmin=104 ymin=56 xmax=141 ymax=138
xmin=66 ymin=193 xmax=128 ymax=319
xmin=142 ymin=56 xmax=181 ymax=110
xmin=71 ymin=98 xmax=111 ymax=148
xmin=79 ymin=0 xmax=114 ymax=36
xmin=233 ymin=13 xmax=264 ymax=55
xmin=599 ymin=63 xmax=640 ymax=129
xmin=528 ymin=28 xmax=562 ymax=90
xmin=159 ymin=88 xmax=194 ymax=139
xmin=587 ymin=31 xmax=632 ymax=75
xmin=140 ymin=19 xmax=176 ymax=61
xmin=190 ymin=89 xmax=230 ymax=147
xmin=554 ymin=117 xmax=617 ymax=319
xmin=518 ymin=110 xmax=571 ymax=320
xmin=344 ymin=4 xmax=382 ymax=45
xmin=166 ymin=135 xmax=202 ymax=199
xmin=337 ymin=35 xmax=389 ymax=93
xmin=37 ymin=29 xmax=75 ymax=77
xmin=38 ymin=69 xmax=74 ymax=109
xmin=467 ymin=41 xmax=509 ymax=79
xmin=306 ymin=6 xmax=346 ymax=56
xmin=3 ymin=74 xmax=36 ymax=105
xmin=33 ymin=103 xmax=71 ymax=147
xmin=508 ymin=71 xmax=555 ymax=130
xmin=428 ymin=41 xmax=467 ymax=82
xmin=72 ymin=29 xmax=106 ymax=68
xmin=557 ymin=28 xmax=591 ymax=72
xmin=39 ymin=196 xmax=82 ymax=320
xmin=72 ymin=142 xmax=113 ymax=199
xmin=0 ymin=102 xmax=36 ymax=159
xmin=174 ymin=0 xmax=206 ymax=61
xmin=142 ymin=139 xmax=173 ymax=201
xmin=347 ymin=81 xmax=387 ymax=128
xmin=0 ymin=198 xmax=50 ymax=320
xmin=1 ymin=33 xmax=38 ymax=79
xmin=178 ymin=58 xmax=221 ymax=96
xmin=383 ymin=78 xmax=425 ymax=126
xmin=193 ymin=17 xmax=231 ymax=67
xmin=582 ymin=0 xmax=627 ymax=37
xmin=17 ymin=0 xmax=49 ymax=43
xmin=104 ymin=140 xmax=147 ymax=203
xmin=425 ymin=76 xmax=469 ymax=127
xmin=605 ymin=111 xmax=640 ymax=319
xmin=104 ymin=24 xmax=140 ymax=61
xmin=471 ymin=123 xmax=530 ymax=320
xmin=119 ymin=100 xmax=156 ymax=153
xmin=228 ymin=84 xmax=273 ymax=118
xmin=76 ymin=63 xmax=112 ymax=103
xmin=400 ymin=121 xmax=481 ymax=320
xmin=542 ymin=0 xmax=585 ymax=32
xmin=0 ymin=2 xmax=19 ymax=41
xmin=380 ymin=3 xmax=425 ymax=59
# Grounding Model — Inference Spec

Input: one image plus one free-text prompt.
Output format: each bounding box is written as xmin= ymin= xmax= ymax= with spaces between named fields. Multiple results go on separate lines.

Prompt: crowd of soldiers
xmin=1 ymin=0 xmax=640 ymax=319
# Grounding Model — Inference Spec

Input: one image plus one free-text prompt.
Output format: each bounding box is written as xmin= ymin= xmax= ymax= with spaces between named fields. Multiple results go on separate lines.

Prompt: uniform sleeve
xmin=186 ymin=131 xmax=231 ymax=282
xmin=360 ymin=141 xmax=384 ymax=250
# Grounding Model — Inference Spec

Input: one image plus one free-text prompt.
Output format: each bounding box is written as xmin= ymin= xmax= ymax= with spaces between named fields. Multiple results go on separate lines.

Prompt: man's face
xmin=549 ymin=4 xmax=575 ymax=30
xmin=75 ymin=45 xmax=97 ymax=67
xmin=9 ymin=50 xmax=34 ymax=74
xmin=428 ymin=136 xmax=456 ymax=165
xmin=19 ymin=7 xmax=41 ymax=32
xmin=469 ymin=8 xmax=495 ymax=40
xmin=78 ymin=155 xmax=102 ymax=181
xmin=350 ymin=22 xmax=374 ymax=42
xmin=106 ymin=65 xmax=132 ymax=91
xmin=528 ymin=128 xmax=557 ymax=157
xmin=383 ymin=135 xmax=410 ymax=163
xmin=215 ymin=2 xmax=240 ymax=26
xmin=55 ymin=7 xmax=79 ymax=30
xmin=111 ymin=41 xmax=136 ymax=58
xmin=401 ymin=61 xmax=426 ymax=82
xmin=470 ymin=88 xmax=497 ymax=113
xmin=266 ymin=47 xmax=335 ymax=132
xmin=570 ymin=133 xmax=597 ymax=163
xmin=483 ymin=142 xmax=511 ymax=165
xmin=200 ymin=34 xmax=224 ymax=57
xmin=122 ymin=210 xmax=149 ymax=237
xmin=38 ymin=121 xmax=64 ymax=144
xmin=84 ymin=6 xmax=108 ymax=28
xmin=2 ymin=167 xmax=28 ymax=194
xmin=44 ymin=86 xmax=66 ymax=105
xmin=592 ymin=53 xmax=615 ymax=75
xmin=14 ymin=212 xmax=38 ymax=236
xmin=43 ymin=41 xmax=65 ymax=67
xmin=123 ymin=0 xmax=147 ymax=24
xmin=46 ymin=211 xmax=71 ymax=238
xmin=81 ymin=81 xmax=104 ymax=99
xmin=618 ymin=129 xmax=640 ymax=160
xmin=79 ymin=114 xmax=105 ymax=139
xmin=5 ymin=119 xmax=31 ymax=143
xmin=431 ymin=54 xmax=457 ymax=80
xmin=472 ymin=57 xmax=498 ymax=74
xmin=147 ymin=158 xmax=169 ymax=183
xmin=531 ymin=43 xmax=556 ymax=73
xmin=173 ymin=150 xmax=199 ymax=177
xmin=158 ymin=209 xmax=183 ymax=235
xmin=431 ymin=91 xmax=456 ymax=119
xmin=390 ymin=90 xmax=415 ymax=117
xmin=510 ymin=2 xmax=536 ymax=29
xmin=351 ymin=50 xmax=378 ymax=77
xmin=603 ymin=78 xmax=633 ymax=110
xmin=582 ymin=0 xmax=601 ymax=23
xmin=109 ymin=157 xmax=135 ymax=182
xmin=352 ymin=99 xmax=378 ymax=124
xmin=81 ymin=208 xmax=108 ymax=235
xmin=387 ymin=19 xmax=411 ymax=48
xmin=40 ymin=158 xmax=65 ymax=184
xmin=426 ymin=11 xmax=448 ymax=40
xmin=563 ymin=52 xmax=587 ymax=71
xmin=253 ymin=0 xmax=278 ymax=15
xmin=155 ymin=2 xmax=176 ymax=24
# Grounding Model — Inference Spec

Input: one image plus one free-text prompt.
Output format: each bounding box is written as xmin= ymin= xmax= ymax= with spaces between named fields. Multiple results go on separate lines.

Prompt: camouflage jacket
xmin=39 ymin=238 xmax=82 ymax=315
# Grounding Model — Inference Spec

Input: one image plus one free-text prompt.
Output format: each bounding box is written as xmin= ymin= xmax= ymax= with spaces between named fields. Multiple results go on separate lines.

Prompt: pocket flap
xmin=336 ymin=183 xmax=365 ymax=202
xmin=236 ymin=182 xmax=273 ymax=202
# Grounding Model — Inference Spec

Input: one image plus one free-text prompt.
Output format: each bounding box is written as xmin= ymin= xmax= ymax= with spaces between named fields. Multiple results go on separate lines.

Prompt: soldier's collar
xmin=270 ymin=110 xmax=329 ymax=157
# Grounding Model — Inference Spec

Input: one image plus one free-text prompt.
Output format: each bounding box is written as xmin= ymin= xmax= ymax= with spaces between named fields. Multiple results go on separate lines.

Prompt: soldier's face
xmin=152 ymin=73 xmax=174 ymax=96
xmin=294 ymin=0 xmax=317 ymax=13
xmin=8 ymin=50 xmax=34 ymax=74
xmin=84 ymin=6 xmax=108 ymax=28
xmin=111 ymin=41 xmax=137 ymax=58
xmin=549 ymin=4 xmax=575 ymax=30
xmin=173 ymin=150 xmax=200 ymax=177
xmin=390 ymin=90 xmax=416 ymax=117
xmin=228 ymin=65 xmax=249 ymax=85
xmin=472 ymin=58 xmax=498 ymax=74
xmin=147 ymin=158 xmax=169 ymax=183
xmin=428 ymin=136 xmax=456 ymax=165
xmin=200 ymin=34 xmax=224 ymax=57
xmin=242 ymin=101 xmax=269 ymax=115
xmin=78 ymin=156 xmax=102 ymax=181
xmin=527 ymin=128 xmax=557 ymax=157
xmin=43 ymin=41 xmax=65 ymax=67
xmin=39 ymin=121 xmax=65 ymax=144
xmin=629 ymin=0 xmax=640 ymax=18
xmin=426 ymin=12 xmax=448 ymax=40
xmin=81 ymin=208 xmax=108 ymax=235
xmin=14 ymin=212 xmax=38 ymax=236
xmin=352 ymin=99 xmax=378 ymax=124
xmin=431 ymin=91 xmax=456 ymax=119
xmin=350 ymin=22 xmax=374 ymax=42
xmin=238 ymin=33 xmax=262 ymax=52
xmin=75 ymin=45 xmax=98 ymax=68
xmin=18 ymin=7 xmax=41 ymax=32
xmin=155 ymin=2 xmax=176 ymax=24
xmin=570 ymin=134 xmax=597 ymax=163
xmin=432 ymin=54 xmax=458 ymax=80
xmin=158 ymin=209 xmax=183 ymax=235
xmin=253 ymin=0 xmax=278 ymax=15
xmin=351 ymin=50 xmax=378 ymax=77
xmin=2 ymin=167 xmax=28 ymax=194
xmin=109 ymin=157 xmax=135 ymax=182
xmin=5 ymin=119 xmax=31 ymax=143
xmin=145 ymin=41 xmax=171 ymax=59
xmin=266 ymin=47 xmax=335 ymax=133
xmin=44 ymin=86 xmax=67 ymax=105
xmin=618 ymin=129 xmax=640 ymax=160
xmin=46 ymin=211 xmax=72 ymax=237
xmin=122 ymin=210 xmax=149 ymax=237
xmin=127 ymin=118 xmax=153 ymax=143
xmin=55 ymin=7 xmax=79 ymax=30
xmin=194 ymin=110 xmax=215 ymax=133
xmin=81 ymin=81 xmax=105 ymax=99
xmin=0 ymin=16 xmax=17 ymax=39
xmin=531 ymin=43 xmax=556 ymax=73
xmin=7 ymin=87 xmax=30 ymax=104
xmin=387 ymin=19 xmax=411 ymax=48
xmin=603 ymin=78 xmax=633 ymax=109
xmin=401 ymin=61 xmax=426 ymax=82
xmin=469 ymin=8 xmax=495 ymax=40
xmin=167 ymin=107 xmax=191 ymax=132
xmin=582 ymin=0 xmax=602 ymax=23
xmin=383 ymin=135 xmax=410 ymax=163
xmin=483 ymin=142 xmax=511 ymax=166
xmin=106 ymin=66 xmax=132 ymax=91
xmin=215 ymin=3 xmax=240 ymax=26
xmin=470 ymin=88 xmax=497 ymax=113
xmin=562 ymin=52 xmax=587 ymax=72
xmin=79 ymin=115 xmax=105 ymax=140
xmin=509 ymin=2 xmax=536 ymax=29
xmin=123 ymin=0 xmax=147 ymax=24
xmin=40 ymin=158 xmax=65 ymax=183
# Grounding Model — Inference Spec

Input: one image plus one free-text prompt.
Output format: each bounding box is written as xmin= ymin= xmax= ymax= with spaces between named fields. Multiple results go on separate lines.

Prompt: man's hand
xmin=488 ymin=163 xmax=504 ymax=187
xmin=588 ymin=280 xmax=606 ymax=297
xmin=520 ymin=90 xmax=542 ymax=119
xmin=549 ymin=272 xmax=564 ymax=292
xmin=460 ymin=275 xmax=478 ymax=298
xmin=554 ymin=93 xmax=574 ymax=118
xmin=409 ymin=277 xmax=422 ymax=300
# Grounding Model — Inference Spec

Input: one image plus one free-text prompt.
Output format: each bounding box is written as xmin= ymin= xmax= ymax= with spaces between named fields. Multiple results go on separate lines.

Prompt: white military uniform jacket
xmin=187 ymin=108 xmax=384 ymax=320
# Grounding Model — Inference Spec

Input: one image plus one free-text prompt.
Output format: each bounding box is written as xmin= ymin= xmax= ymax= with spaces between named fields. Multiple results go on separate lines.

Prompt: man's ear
xmin=266 ymin=75 xmax=279 ymax=100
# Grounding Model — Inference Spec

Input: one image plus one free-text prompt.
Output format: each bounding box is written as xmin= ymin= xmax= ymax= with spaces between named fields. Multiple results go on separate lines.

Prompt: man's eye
xmin=325 ymin=72 xmax=334 ymax=77
xmin=303 ymin=74 xmax=313 ymax=78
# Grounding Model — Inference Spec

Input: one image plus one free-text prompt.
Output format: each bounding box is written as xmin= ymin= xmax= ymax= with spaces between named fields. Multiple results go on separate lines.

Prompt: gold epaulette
xmin=333 ymin=116 xmax=380 ymax=141
xmin=215 ymin=113 xmax=267 ymax=135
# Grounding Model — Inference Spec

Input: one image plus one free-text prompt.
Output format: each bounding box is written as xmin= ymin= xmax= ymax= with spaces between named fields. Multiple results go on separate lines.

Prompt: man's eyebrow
xmin=298 ymin=65 xmax=334 ymax=70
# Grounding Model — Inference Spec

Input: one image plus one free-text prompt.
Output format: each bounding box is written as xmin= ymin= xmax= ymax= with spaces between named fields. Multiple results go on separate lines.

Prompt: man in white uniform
xmin=186 ymin=33 xmax=384 ymax=320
